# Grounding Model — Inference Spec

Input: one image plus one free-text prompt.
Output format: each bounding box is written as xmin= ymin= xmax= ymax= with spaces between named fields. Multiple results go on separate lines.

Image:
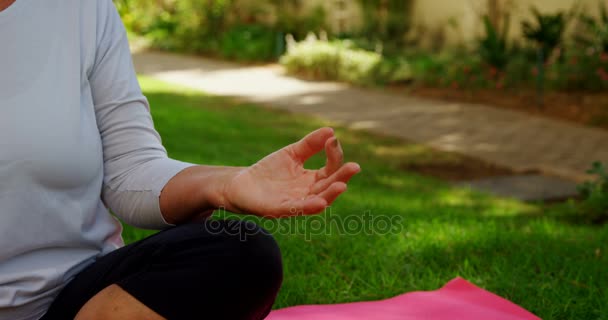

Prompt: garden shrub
xmin=115 ymin=0 xmax=323 ymax=61
xmin=408 ymin=14 xmax=517 ymax=90
xmin=547 ymin=48 xmax=608 ymax=91
xmin=503 ymin=49 xmax=535 ymax=88
xmin=522 ymin=7 xmax=570 ymax=62
xmin=271 ymin=1 xmax=328 ymax=40
xmin=407 ymin=5 xmax=608 ymax=92
xmin=376 ymin=57 xmax=413 ymax=84
xmin=280 ymin=38 xmax=411 ymax=86
xmin=117 ymin=0 xmax=608 ymax=91
xmin=281 ymin=40 xmax=342 ymax=80
xmin=220 ymin=24 xmax=278 ymax=61
xmin=407 ymin=46 xmax=608 ymax=92
xmin=358 ymin=0 xmax=415 ymax=47
xmin=114 ymin=0 xmax=235 ymax=53
xmin=408 ymin=51 xmax=504 ymax=89
xmin=479 ymin=14 xmax=510 ymax=71
xmin=574 ymin=162 xmax=608 ymax=224
xmin=557 ymin=3 xmax=608 ymax=91
xmin=574 ymin=2 xmax=608 ymax=55
xmin=337 ymin=46 xmax=384 ymax=84
xmin=407 ymin=53 xmax=448 ymax=87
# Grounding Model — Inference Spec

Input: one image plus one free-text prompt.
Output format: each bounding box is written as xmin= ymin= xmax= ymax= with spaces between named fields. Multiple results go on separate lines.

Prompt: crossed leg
xmin=42 ymin=220 xmax=283 ymax=320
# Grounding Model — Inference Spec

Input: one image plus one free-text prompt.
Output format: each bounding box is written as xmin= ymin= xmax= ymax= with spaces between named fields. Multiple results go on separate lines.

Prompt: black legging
xmin=41 ymin=220 xmax=283 ymax=320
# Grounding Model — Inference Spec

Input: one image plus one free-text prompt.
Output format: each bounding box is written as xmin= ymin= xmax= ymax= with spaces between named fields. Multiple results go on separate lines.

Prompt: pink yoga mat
xmin=267 ymin=277 xmax=540 ymax=320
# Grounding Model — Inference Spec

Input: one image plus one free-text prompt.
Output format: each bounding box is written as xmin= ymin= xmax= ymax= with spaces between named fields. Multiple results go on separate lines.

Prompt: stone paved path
xmin=132 ymin=50 xmax=608 ymax=183
xmin=459 ymin=175 xmax=579 ymax=201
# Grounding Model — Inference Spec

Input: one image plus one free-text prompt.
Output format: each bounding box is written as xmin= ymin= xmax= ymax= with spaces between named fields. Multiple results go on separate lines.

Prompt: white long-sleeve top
xmin=0 ymin=1 xmax=195 ymax=318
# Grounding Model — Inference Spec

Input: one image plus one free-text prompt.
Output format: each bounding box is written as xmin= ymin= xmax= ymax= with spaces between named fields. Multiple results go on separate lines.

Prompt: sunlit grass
xmin=120 ymin=76 xmax=608 ymax=319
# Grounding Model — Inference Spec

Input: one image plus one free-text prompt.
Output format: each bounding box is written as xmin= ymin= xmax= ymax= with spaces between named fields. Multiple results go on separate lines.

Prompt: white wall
xmin=411 ymin=0 xmax=605 ymax=47
xmin=301 ymin=0 xmax=606 ymax=47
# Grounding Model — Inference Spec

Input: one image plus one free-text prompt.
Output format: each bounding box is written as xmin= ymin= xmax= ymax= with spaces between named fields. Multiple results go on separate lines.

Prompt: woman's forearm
xmin=159 ymin=165 xmax=244 ymax=225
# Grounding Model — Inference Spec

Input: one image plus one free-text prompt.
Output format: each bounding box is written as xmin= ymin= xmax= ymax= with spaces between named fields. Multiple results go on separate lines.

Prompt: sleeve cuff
xmin=103 ymin=158 xmax=197 ymax=230
xmin=150 ymin=159 xmax=198 ymax=228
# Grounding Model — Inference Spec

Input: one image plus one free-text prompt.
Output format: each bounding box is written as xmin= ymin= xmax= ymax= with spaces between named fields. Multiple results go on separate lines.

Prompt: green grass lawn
xmin=122 ymin=76 xmax=608 ymax=319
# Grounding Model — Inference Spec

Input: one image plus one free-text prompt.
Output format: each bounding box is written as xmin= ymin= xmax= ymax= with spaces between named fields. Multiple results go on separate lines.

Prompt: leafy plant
xmin=280 ymin=40 xmax=377 ymax=85
xmin=270 ymin=1 xmax=328 ymax=40
xmin=358 ymin=0 xmax=415 ymax=47
xmin=522 ymin=7 xmax=569 ymax=60
xmin=548 ymin=47 xmax=608 ymax=92
xmin=408 ymin=53 xmax=448 ymax=86
xmin=478 ymin=15 xmax=510 ymax=71
xmin=280 ymin=39 xmax=411 ymax=86
xmin=220 ymin=24 xmax=278 ymax=61
xmin=575 ymin=2 xmax=608 ymax=54
xmin=521 ymin=8 xmax=570 ymax=106
xmin=576 ymin=162 xmax=608 ymax=224
xmin=502 ymin=47 xmax=535 ymax=87
xmin=118 ymin=0 xmax=330 ymax=60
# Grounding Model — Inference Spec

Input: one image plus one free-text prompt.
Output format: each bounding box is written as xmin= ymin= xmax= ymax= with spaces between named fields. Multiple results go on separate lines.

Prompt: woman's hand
xmin=221 ymin=127 xmax=360 ymax=218
xmin=160 ymin=127 xmax=360 ymax=224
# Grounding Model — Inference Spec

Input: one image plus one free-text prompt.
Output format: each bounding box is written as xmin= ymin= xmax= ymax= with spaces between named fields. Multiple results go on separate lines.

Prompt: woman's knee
xmin=206 ymin=220 xmax=283 ymax=319
xmin=159 ymin=219 xmax=283 ymax=280
xmin=201 ymin=219 xmax=283 ymax=284
xmin=133 ymin=220 xmax=283 ymax=319
xmin=221 ymin=220 xmax=282 ymax=278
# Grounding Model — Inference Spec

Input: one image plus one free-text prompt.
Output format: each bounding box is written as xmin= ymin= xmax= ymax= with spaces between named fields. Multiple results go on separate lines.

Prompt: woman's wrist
xmin=159 ymin=165 xmax=245 ymax=225
xmin=203 ymin=166 xmax=245 ymax=212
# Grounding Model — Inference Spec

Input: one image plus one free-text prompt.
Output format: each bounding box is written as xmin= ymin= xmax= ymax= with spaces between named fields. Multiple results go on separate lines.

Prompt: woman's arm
xmin=90 ymin=0 xmax=196 ymax=229
xmin=91 ymin=1 xmax=359 ymax=228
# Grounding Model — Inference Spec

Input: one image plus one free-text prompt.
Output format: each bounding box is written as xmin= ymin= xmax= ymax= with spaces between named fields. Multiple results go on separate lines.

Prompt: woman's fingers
xmin=270 ymin=181 xmax=348 ymax=217
xmin=316 ymin=182 xmax=347 ymax=206
xmin=265 ymin=166 xmax=356 ymax=217
xmin=288 ymin=127 xmax=334 ymax=163
xmin=311 ymin=162 xmax=361 ymax=194
xmin=319 ymin=137 xmax=344 ymax=178
xmin=287 ymin=183 xmax=345 ymax=216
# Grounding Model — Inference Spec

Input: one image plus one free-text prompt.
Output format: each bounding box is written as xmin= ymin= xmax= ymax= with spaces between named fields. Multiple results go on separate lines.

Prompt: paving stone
xmin=458 ymin=175 xmax=579 ymax=201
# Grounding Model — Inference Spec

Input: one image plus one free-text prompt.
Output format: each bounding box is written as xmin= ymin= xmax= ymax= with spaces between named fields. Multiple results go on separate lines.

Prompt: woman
xmin=0 ymin=0 xmax=360 ymax=319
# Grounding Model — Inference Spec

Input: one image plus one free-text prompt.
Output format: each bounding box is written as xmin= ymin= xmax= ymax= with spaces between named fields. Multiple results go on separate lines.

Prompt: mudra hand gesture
xmin=161 ymin=127 xmax=361 ymax=223
xmin=224 ymin=127 xmax=361 ymax=218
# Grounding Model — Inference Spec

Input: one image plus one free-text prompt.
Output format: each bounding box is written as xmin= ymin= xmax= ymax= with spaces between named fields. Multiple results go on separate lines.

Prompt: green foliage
xmin=575 ymin=162 xmax=608 ymax=223
xmin=502 ymin=48 xmax=535 ymax=87
xmin=478 ymin=15 xmax=511 ymax=70
xmin=522 ymin=7 xmax=569 ymax=58
xmin=377 ymin=57 xmax=413 ymax=84
xmin=337 ymin=45 xmax=385 ymax=84
xmin=113 ymin=0 xmax=236 ymax=53
xmin=407 ymin=5 xmax=607 ymax=92
xmin=546 ymin=47 xmax=608 ymax=91
xmin=281 ymin=41 xmax=342 ymax=80
xmin=575 ymin=2 xmax=608 ymax=54
xmin=409 ymin=50 xmax=515 ymax=89
xmin=114 ymin=0 xmax=175 ymax=38
xmin=116 ymin=0 xmax=320 ymax=60
xmin=270 ymin=1 xmax=327 ymax=40
xmin=220 ymin=24 xmax=278 ymax=61
xmin=280 ymin=40 xmax=377 ymax=85
xmin=407 ymin=43 xmax=608 ymax=92
xmin=118 ymin=0 xmax=608 ymax=91
xmin=579 ymin=162 xmax=608 ymax=197
xmin=358 ymin=0 xmax=415 ymax=46
xmin=280 ymin=40 xmax=411 ymax=86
